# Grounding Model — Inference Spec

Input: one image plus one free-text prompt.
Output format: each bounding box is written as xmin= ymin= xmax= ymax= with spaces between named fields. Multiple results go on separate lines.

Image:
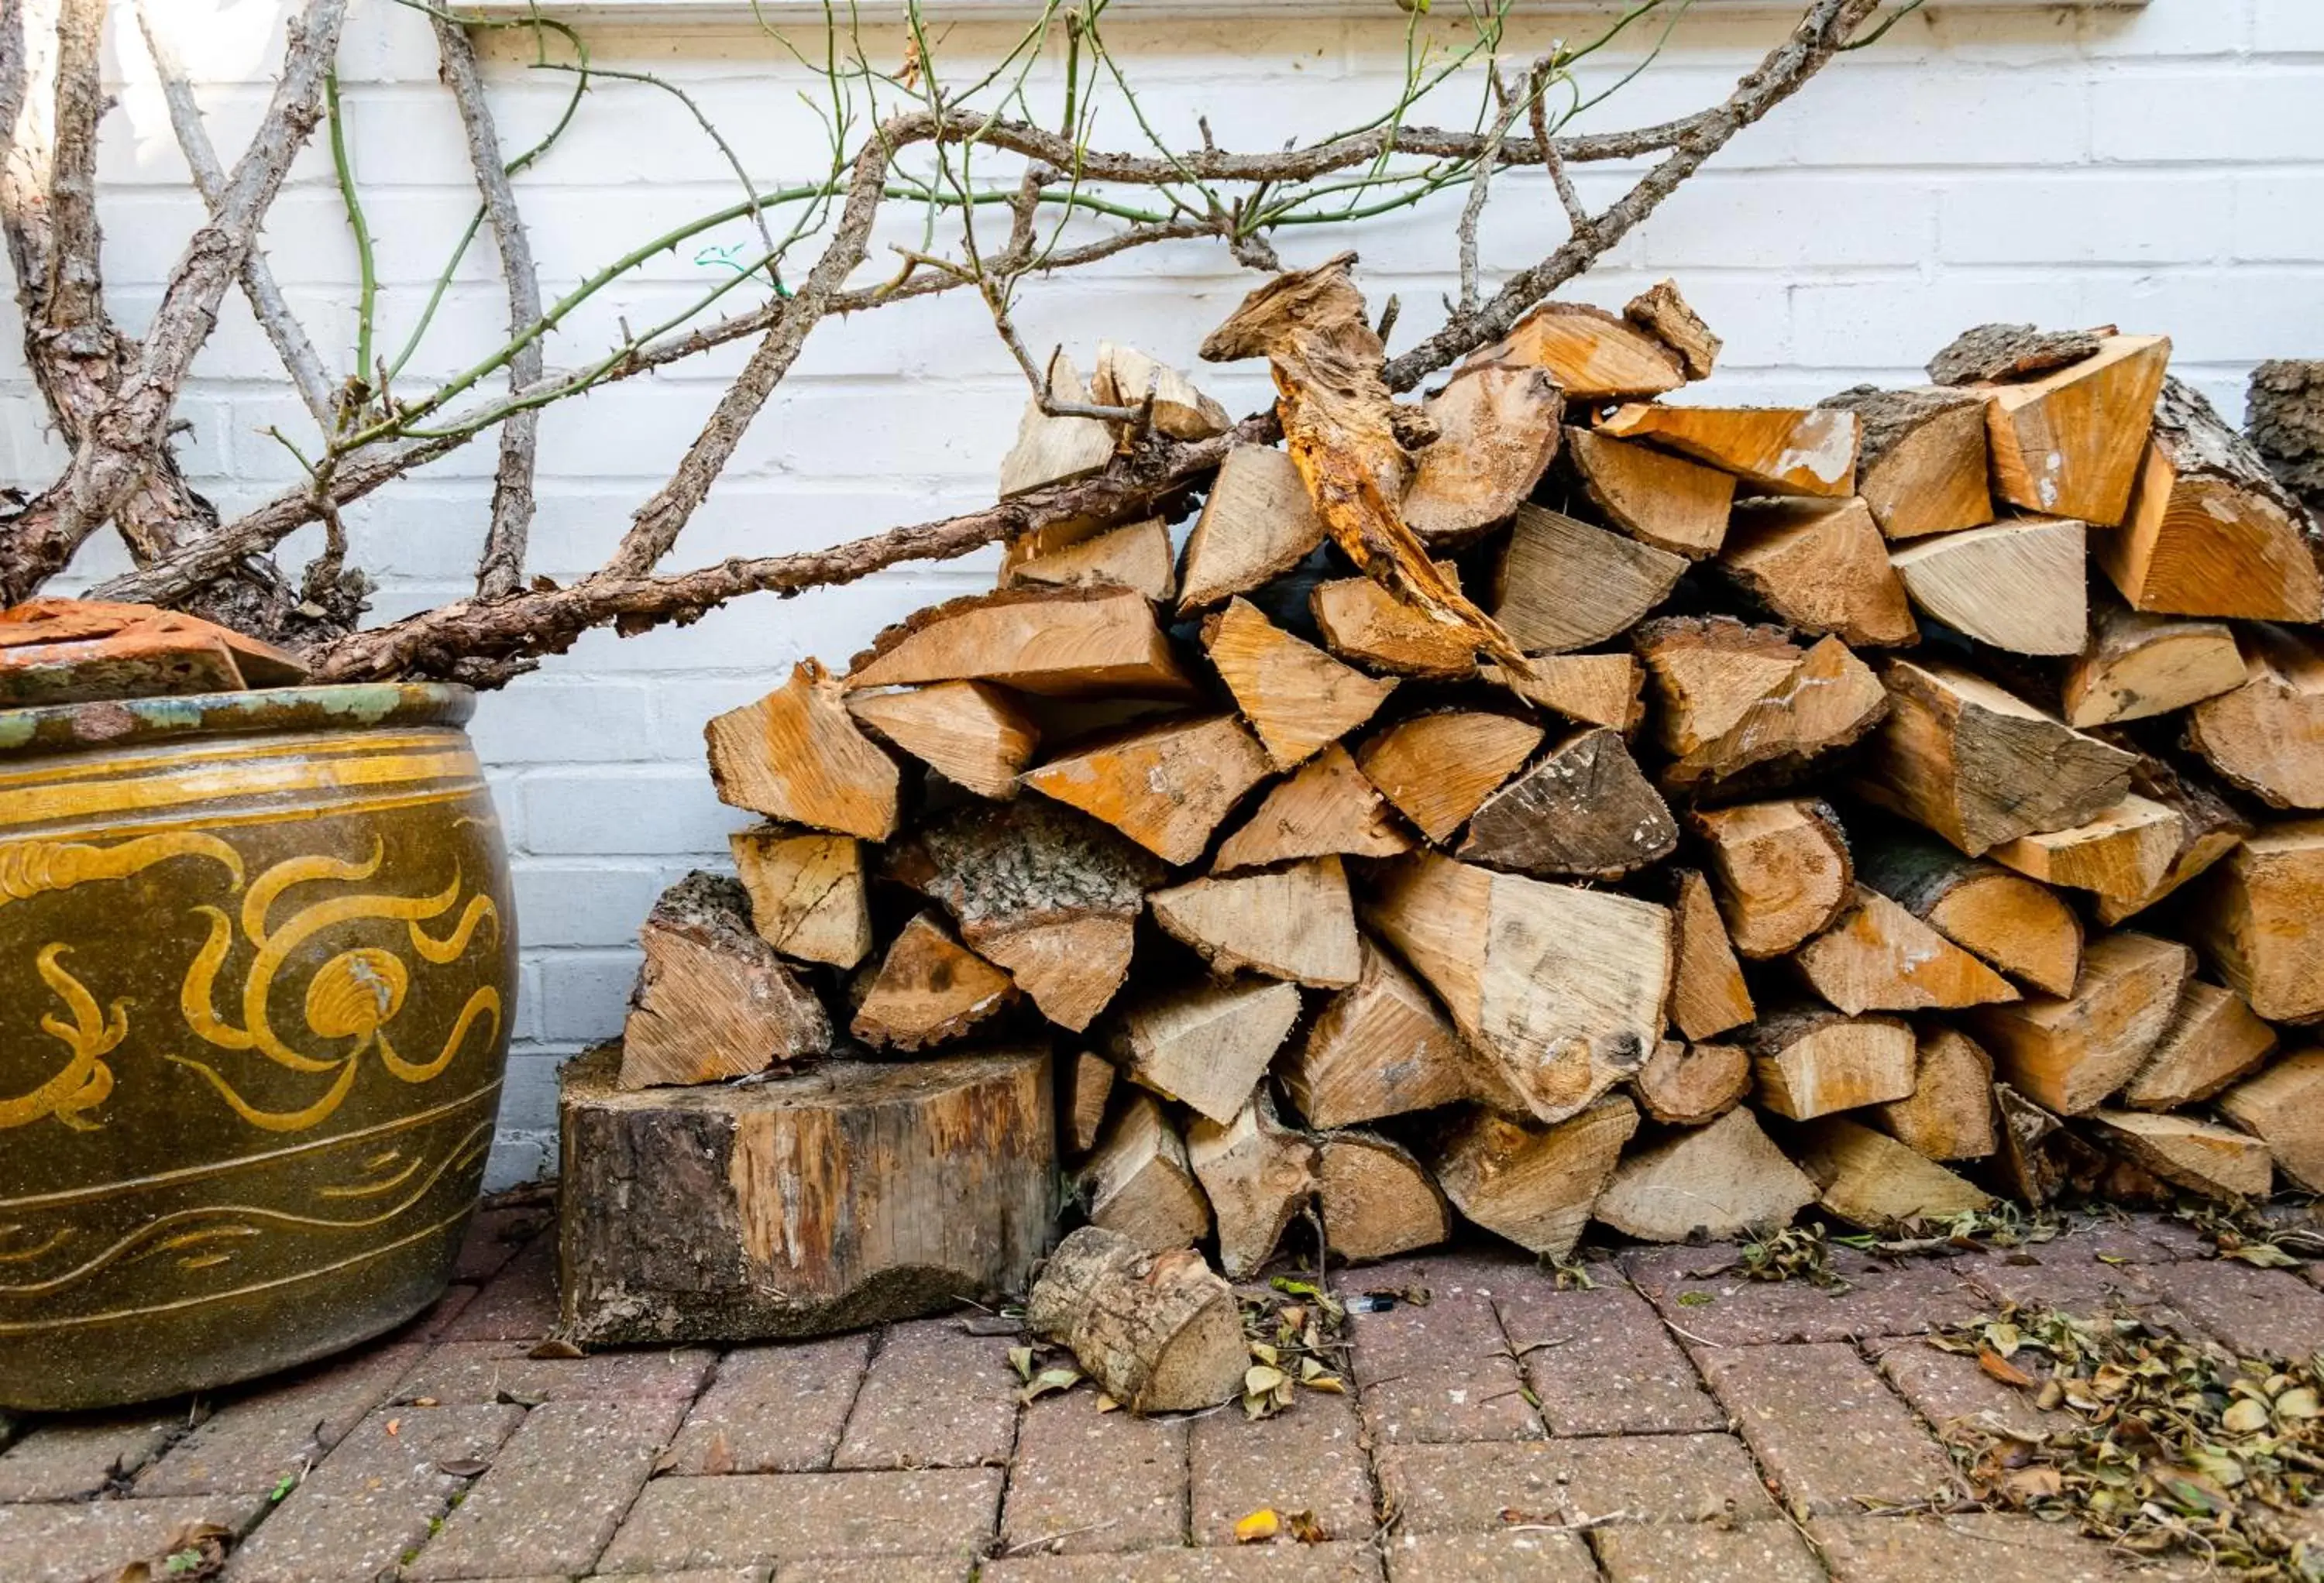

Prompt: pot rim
xmin=0 ymin=682 xmax=476 ymax=761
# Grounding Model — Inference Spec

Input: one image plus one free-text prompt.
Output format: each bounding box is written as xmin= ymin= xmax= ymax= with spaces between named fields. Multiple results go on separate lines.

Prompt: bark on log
xmin=1026 ymin=1226 xmax=1246 ymax=1414
xmin=1633 ymin=1038 xmax=1752 ymax=1126
xmin=1817 ymin=384 xmax=1992 ymax=541
xmin=1855 ymin=827 xmax=2082 ymax=997
xmin=620 ymin=873 xmax=834 ymax=1090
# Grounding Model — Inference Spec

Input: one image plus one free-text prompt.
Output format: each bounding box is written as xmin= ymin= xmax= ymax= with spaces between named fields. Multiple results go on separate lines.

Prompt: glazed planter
xmin=0 ymin=685 xmax=516 ymax=1410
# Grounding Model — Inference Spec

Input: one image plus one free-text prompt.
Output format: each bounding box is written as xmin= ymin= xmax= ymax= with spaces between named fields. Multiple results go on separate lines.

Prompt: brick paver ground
xmin=3 ymin=1207 xmax=2314 ymax=1581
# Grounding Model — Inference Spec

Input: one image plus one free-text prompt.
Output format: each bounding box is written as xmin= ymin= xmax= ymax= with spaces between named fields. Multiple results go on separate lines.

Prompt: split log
xmin=1721 ymin=497 xmax=1918 ymax=647
xmin=2061 ymin=605 xmax=2245 ymax=728
xmin=1283 ymin=937 xmax=1483 ymax=1128
xmin=1978 ymin=334 xmax=2171 ymax=526
xmin=1431 ymin=1094 xmax=1642 ymax=1259
xmin=1064 ymin=1050 xmax=1116 ymax=1156
xmin=1745 ymin=1005 xmax=1918 ymax=1121
xmin=847 ymin=585 xmax=1198 ymax=698
xmin=1484 ymin=300 xmax=1684 ymax=400
xmin=1023 ymin=712 xmax=1273 ymax=864
xmin=1494 ymin=503 xmax=1686 ymax=654
xmin=1965 ymin=931 xmax=2194 ymax=1114
xmin=2083 ymin=1111 xmax=2272 ymax=1201
xmin=1791 ymin=1118 xmax=1994 ymax=1228
xmin=1633 ymin=1039 xmax=1752 ymax=1126
xmin=999 ymin=349 xmax=1116 ymax=496
xmin=1211 ymin=743 xmax=1413 ymax=872
xmin=1988 ymin=1083 xmax=2068 ymax=1207
xmin=706 ymin=660 xmax=901 ymax=840
xmin=1624 ymin=280 xmax=1721 ymax=380
xmin=1564 ymin=426 xmax=1734 ymax=559
xmin=1928 ymin=323 xmax=2106 ymax=387
xmin=1871 ymin=1027 xmax=1997 ymax=1162
xmin=1401 ymin=361 xmax=1563 ymax=544
xmin=1599 ymin=403 xmax=1859 ymax=498
xmin=1479 ymin=653 xmax=1646 ymax=733
xmin=1115 ymin=977 xmax=1304 ymax=1125
xmin=1689 ymin=798 xmax=1854 ymax=959
xmin=1177 ymin=445 xmax=1327 ymax=613
xmin=1026 ymin=1226 xmax=1246 ymax=1413
xmin=847 ymin=680 xmax=1041 ymax=799
xmin=2250 ymin=358 xmax=2324 ymax=510
xmin=620 ymin=874 xmax=834 ymax=1090
xmin=1666 ymin=868 xmax=1755 ymax=1042
xmin=1888 ymin=517 xmax=2088 ymax=655
xmin=1635 ymin=618 xmax=1887 ymax=792
xmin=2185 ymin=625 xmax=2324 ymax=809
xmin=1084 ymin=1094 xmax=1212 ymax=1252
xmin=2218 ymin=1052 xmax=2324 ymax=1194
xmin=1457 ymin=726 xmax=1679 ymax=881
xmin=2185 ymin=821 xmax=2324 ymax=1023
xmin=1593 ymin=1106 xmax=1817 ymax=1243
xmin=1856 ymin=829 xmax=2082 ymax=997
xmin=1793 ymin=885 xmax=2020 ymax=1015
xmin=1092 ymin=341 xmax=1231 ymax=441
xmin=1853 ymin=658 xmax=2135 ymax=856
xmin=1203 ymin=598 xmax=1397 ymax=771
xmin=1817 ymin=385 xmax=1993 ymax=541
xmin=2092 ymin=757 xmax=2250 ymax=926
xmin=2118 ymin=980 xmax=2274 ymax=1111
xmin=1150 ymin=856 xmax=1363 ymax=988
xmin=849 ymin=911 xmax=1018 ymax=1052
xmin=1186 ymin=1093 xmax=1318 ymax=1279
xmin=2098 ymin=376 xmax=2324 ymax=619
xmin=1355 ymin=709 xmax=1544 ymax=844
xmin=729 ymin=826 xmax=871 ymax=970
xmin=1311 ymin=563 xmax=1480 ymax=681
xmin=1986 ymin=795 xmax=2182 ymax=909
xmin=1316 ymin=1131 xmax=1451 ymax=1262
xmin=559 ymin=1043 xmax=1054 ymax=1344
xmin=1363 ymin=853 xmax=1670 ymax=1125
xmin=999 ymin=516 xmax=1177 ymax=603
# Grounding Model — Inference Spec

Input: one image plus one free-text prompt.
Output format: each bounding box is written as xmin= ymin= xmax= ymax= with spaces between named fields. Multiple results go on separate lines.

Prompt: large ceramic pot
xmin=0 ymin=685 xmax=516 ymax=1410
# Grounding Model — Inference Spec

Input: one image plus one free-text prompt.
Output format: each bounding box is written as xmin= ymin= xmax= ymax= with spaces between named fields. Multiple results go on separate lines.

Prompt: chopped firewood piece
xmin=1092 ymin=341 xmax=1230 ymax=440
xmin=1817 ymin=385 xmax=1993 ymax=541
xmin=619 ymin=873 xmax=834 ymax=1090
xmin=1624 ymin=279 xmax=1721 ymax=380
xmin=2250 ymin=358 xmax=2324 ymax=509
xmin=2061 ymin=605 xmax=2246 ymax=727
xmin=1632 ymin=1038 xmax=1752 ymax=1126
xmin=1745 ymin=1004 xmax=1917 ymax=1121
xmin=1026 ymin=1226 xmax=1245 ymax=1413
xmin=1872 ymin=1027 xmax=1998 ymax=1162
xmin=0 ymin=597 xmax=308 ymax=706
xmin=2092 ymin=758 xmax=2248 ymax=926
xmin=729 ymin=826 xmax=872 ymax=969
xmin=1177 ymin=445 xmax=1327 ymax=613
xmin=2098 ymin=376 xmax=2324 ymax=619
xmin=1311 ymin=562 xmax=1480 ymax=681
xmin=999 ymin=349 xmax=1116 ymax=496
xmin=1987 ymin=795 xmax=2182 ymax=905
xmin=1115 ymin=977 xmax=1304 ymax=1125
xmin=2219 ymin=1052 xmax=2324 ymax=1194
xmin=1355 ymin=710 xmax=1542 ymax=844
xmin=1791 ymin=1118 xmax=1994 ymax=1227
xmin=2186 ymin=625 xmax=2324 ymax=809
xmin=1978 ymin=334 xmax=2171 ymax=526
xmin=1187 ymin=1092 xmax=1318 ymax=1278
xmin=848 ymin=585 xmax=1198 ymax=699
xmin=1853 ymin=658 xmax=2135 ymax=856
xmin=1992 ymin=1083 xmax=2068 ymax=1207
xmin=1668 ymin=868 xmax=1755 ymax=1042
xmin=1082 ymin=1094 xmax=1212 ymax=1253
xmin=1965 ymin=931 xmax=2194 ymax=1115
xmin=1722 ymin=497 xmax=1917 ymax=647
xmin=1000 ymin=517 xmax=1177 ymax=603
xmin=1888 ymin=517 xmax=2088 ymax=655
xmin=2185 ymin=821 xmax=2324 ymax=1022
xmin=2084 ymin=1111 xmax=2272 ymax=1201
xmin=1284 ymin=937 xmax=1482 ymax=1128
xmin=1794 ymin=885 xmax=2020 ymax=1015
xmin=2119 ymin=980 xmax=2275 ymax=1111
xmin=1023 ymin=712 xmax=1272 ymax=864
xmin=1457 ymin=726 xmax=1676 ymax=881
xmin=847 ymin=680 xmax=1040 ymax=799
xmin=1690 ymin=798 xmax=1854 ymax=960
xmin=1064 ymin=1050 xmax=1116 ymax=1155
xmin=1635 ymin=618 xmax=1887 ymax=792
xmin=1212 ymin=744 xmax=1412 ymax=873
xmin=1595 ymin=1107 xmax=1817 ymax=1243
xmin=850 ymin=911 xmax=1018 ymax=1051
xmin=1483 ymin=300 xmax=1684 ymax=400
xmin=1150 ymin=856 xmax=1363 ymax=988
xmin=1494 ymin=503 xmax=1686 ymax=654
xmin=706 ymin=660 xmax=901 ymax=840
xmin=1363 ymin=852 xmax=1670 ymax=1125
xmin=1203 ymin=598 xmax=1397 ymax=771
xmin=1479 ymin=653 xmax=1645 ymax=734
xmin=1317 ymin=1131 xmax=1450 ymax=1262
xmin=1432 ymin=1094 xmax=1642 ymax=1258
xmin=1856 ymin=828 xmax=2082 ymax=997
xmin=1401 ymin=361 xmax=1563 ymax=544
xmin=1928 ymin=323 xmax=2107 ymax=387
xmin=1600 ymin=403 xmax=1859 ymax=498
xmin=1564 ymin=426 xmax=1734 ymax=559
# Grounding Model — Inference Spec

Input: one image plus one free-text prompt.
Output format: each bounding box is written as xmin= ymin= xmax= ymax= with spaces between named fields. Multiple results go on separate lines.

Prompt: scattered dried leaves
xmin=1235 ymin=1278 xmax=1352 ymax=1419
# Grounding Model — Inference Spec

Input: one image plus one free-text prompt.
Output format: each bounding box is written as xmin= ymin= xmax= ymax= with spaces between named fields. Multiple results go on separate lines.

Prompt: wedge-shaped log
xmin=850 ymin=911 xmax=1017 ymax=1052
xmin=999 ymin=517 xmax=1177 ymax=603
xmin=1690 ymin=798 xmax=1854 ymax=960
xmin=1356 ymin=709 xmax=1542 ymax=844
xmin=1311 ymin=562 xmax=1479 ymax=681
xmin=1856 ymin=829 xmax=2082 ymax=996
xmin=1634 ymin=1039 xmax=1751 ymax=1126
xmin=1026 ymin=1227 xmax=1245 ymax=1413
xmin=1565 ymin=426 xmax=1733 ymax=559
xmin=1024 ymin=713 xmax=1272 ymax=864
xmin=1794 ymin=886 xmax=2019 ymax=1015
xmin=1116 ymin=977 xmax=1304 ymax=1125
xmin=1177 ymin=445 xmax=1328 ymax=613
xmin=1150 ymin=856 xmax=1363 ymax=987
xmin=999 ymin=349 xmax=1115 ymax=496
xmin=2084 ymin=1111 xmax=2271 ymax=1202
xmin=1889 ymin=517 xmax=2088 ymax=656
xmin=1212 ymin=743 xmax=1412 ymax=873
xmin=1791 ymin=1118 xmax=1993 ymax=1228
xmin=1458 ymin=726 xmax=1678 ymax=881
xmin=1624 ymin=280 xmax=1721 ymax=379
xmin=1871 ymin=1027 xmax=1997 ymax=1161
xmin=1402 ymin=361 xmax=1563 ymax=544
xmin=1635 ymin=618 xmax=1886 ymax=792
xmin=1494 ymin=503 xmax=1685 ymax=654
xmin=1600 ymin=403 xmax=1859 ymax=497
xmin=2091 ymin=757 xmax=2249 ymax=927
xmin=1187 ymin=1092 xmax=1318 ymax=1279
xmin=2061 ymin=605 xmax=2245 ymax=728
xmin=1432 ymin=1094 xmax=1641 ymax=1258
xmin=2185 ymin=822 xmax=2324 ymax=1022
xmin=1722 ymin=497 xmax=1917 ymax=647
xmin=1595 ymin=1107 xmax=1817 ymax=1243
xmin=620 ymin=873 xmax=834 ymax=1090
xmin=1817 ymin=385 xmax=1993 ymax=541
xmin=1364 ymin=853 xmax=1670 ymax=1125
xmin=2219 ymin=1052 xmax=2324 ymax=1194
xmin=847 ymin=680 xmax=1040 ymax=799
xmin=1485 ymin=300 xmax=1683 ymax=400
xmin=1204 ymin=598 xmax=1397 ymax=771
xmin=849 ymin=585 xmax=1198 ymax=698
xmin=730 ymin=826 xmax=871 ymax=969
xmin=1978 ymin=333 xmax=2171 ymax=526
xmin=1965 ymin=931 xmax=2193 ymax=1114
xmin=1745 ymin=1004 xmax=1917 ymax=1121
xmin=1667 ymin=868 xmax=1755 ymax=1042
xmin=1317 ymin=1131 xmax=1451 ymax=1262
xmin=1987 ymin=795 xmax=2183 ymax=910
xmin=2186 ymin=625 xmax=2324 ymax=809
xmin=1064 ymin=1049 xmax=1116 ymax=1155
xmin=706 ymin=660 xmax=901 ymax=840
xmin=1480 ymin=654 xmax=1645 ymax=733
xmin=1083 ymin=1094 xmax=1211 ymax=1252
xmin=1284 ymin=937 xmax=1484 ymax=1128
xmin=2119 ymin=980 xmax=2274 ymax=1111
xmin=1092 ymin=341 xmax=1230 ymax=441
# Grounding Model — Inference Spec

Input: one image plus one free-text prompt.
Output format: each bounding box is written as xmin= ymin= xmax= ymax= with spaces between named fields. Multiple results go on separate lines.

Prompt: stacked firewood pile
xmin=611 ymin=263 xmax=2324 ymax=1285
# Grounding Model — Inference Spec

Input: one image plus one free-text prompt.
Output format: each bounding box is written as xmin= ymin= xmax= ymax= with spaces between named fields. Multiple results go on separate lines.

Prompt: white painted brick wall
xmin=26 ymin=0 xmax=2324 ymax=1185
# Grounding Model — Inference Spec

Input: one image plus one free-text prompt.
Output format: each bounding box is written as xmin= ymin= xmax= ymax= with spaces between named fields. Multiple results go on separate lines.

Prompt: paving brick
xmin=1348 ymin=1256 xmax=1538 ymax=1444
xmin=441 ymin=1239 xmax=560 ymax=1342
xmin=402 ymin=1398 xmax=685 ymax=1580
xmin=2130 ymin=1257 xmax=2324 ymax=1359
xmin=1493 ymin=1269 xmax=1721 ymax=1436
xmin=0 ymin=1495 xmax=260 ymax=1583
xmin=593 ymin=1468 xmax=1002 ymax=1572
xmin=773 ymin=1561 xmax=971 ymax=1583
xmin=1381 ymin=1530 xmax=1596 ymax=1582
xmin=0 ymin=1409 xmax=183 ymax=1500
xmin=1190 ymin=1389 xmax=1373 ymax=1547
xmin=834 ymin=1320 xmax=1019 ymax=1469
xmin=453 ymin=1207 xmax=554 ymax=1283
xmin=1002 ymin=1392 xmax=1187 ymax=1554
xmin=1696 ymin=1343 xmax=1955 ymax=1517
xmin=223 ymin=1403 xmax=524 ymax=1582
xmin=1595 ymin=1518 xmax=1826 ymax=1582
xmin=666 ymin=1335 xmax=872 ymax=1475
xmin=1810 ymin=1511 xmax=2184 ymax=1581
xmin=982 ymin=1544 xmax=1382 ymax=1581
xmin=394 ymin=1339 xmax=716 ymax=1406
xmin=137 ymin=1343 xmax=423 ymax=1497
xmin=1625 ymin=1247 xmax=1983 ymax=1345
xmin=1377 ymin=1434 xmax=1776 ymax=1533
xmin=1867 ymin=1335 xmax=2054 ymax=1440
xmin=397 ymin=1283 xmax=483 ymax=1343
xmin=1951 ymin=1243 xmax=2180 ymax=1315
